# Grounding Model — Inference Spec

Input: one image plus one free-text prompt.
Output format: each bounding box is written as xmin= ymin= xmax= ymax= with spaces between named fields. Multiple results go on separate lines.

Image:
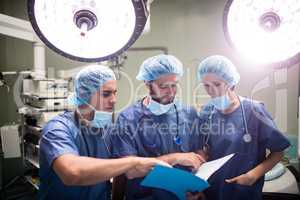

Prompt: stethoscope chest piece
xmin=243 ymin=133 xmax=252 ymax=143
xmin=174 ymin=135 xmax=182 ymax=145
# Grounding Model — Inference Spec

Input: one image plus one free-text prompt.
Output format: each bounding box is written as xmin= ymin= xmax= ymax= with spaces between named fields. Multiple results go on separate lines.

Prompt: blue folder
xmin=141 ymin=165 xmax=209 ymax=200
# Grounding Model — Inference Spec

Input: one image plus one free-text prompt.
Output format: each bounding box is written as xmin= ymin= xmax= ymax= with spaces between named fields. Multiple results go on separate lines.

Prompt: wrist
xmin=130 ymin=157 xmax=140 ymax=167
xmin=246 ymin=170 xmax=260 ymax=183
xmin=171 ymin=153 xmax=181 ymax=166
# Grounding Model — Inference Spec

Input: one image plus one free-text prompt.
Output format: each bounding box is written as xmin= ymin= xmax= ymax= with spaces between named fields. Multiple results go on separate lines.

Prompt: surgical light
xmin=223 ymin=0 xmax=300 ymax=67
xmin=27 ymin=0 xmax=149 ymax=62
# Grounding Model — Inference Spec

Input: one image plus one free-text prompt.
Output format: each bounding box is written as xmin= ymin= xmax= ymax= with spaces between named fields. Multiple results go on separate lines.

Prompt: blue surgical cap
xmin=197 ymin=55 xmax=240 ymax=86
xmin=136 ymin=54 xmax=184 ymax=81
xmin=68 ymin=65 xmax=116 ymax=106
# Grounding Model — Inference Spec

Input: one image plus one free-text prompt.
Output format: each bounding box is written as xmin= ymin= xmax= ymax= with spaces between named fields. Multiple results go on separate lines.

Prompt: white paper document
xmin=195 ymin=153 xmax=235 ymax=180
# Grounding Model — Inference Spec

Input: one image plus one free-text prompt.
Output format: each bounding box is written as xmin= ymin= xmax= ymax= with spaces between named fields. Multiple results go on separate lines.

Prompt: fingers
xmin=194 ymin=153 xmax=206 ymax=163
xmin=156 ymin=160 xmax=172 ymax=168
xmin=168 ymin=152 xmax=206 ymax=170
xmin=186 ymin=192 xmax=205 ymax=200
xmin=196 ymin=150 xmax=209 ymax=161
xmin=191 ymin=153 xmax=204 ymax=169
xmin=126 ymin=168 xmax=144 ymax=179
xmin=125 ymin=170 xmax=135 ymax=179
xmin=183 ymin=153 xmax=204 ymax=170
xmin=185 ymin=158 xmax=200 ymax=171
xmin=186 ymin=192 xmax=197 ymax=200
xmin=225 ymin=176 xmax=238 ymax=184
xmin=135 ymin=158 xmax=156 ymax=174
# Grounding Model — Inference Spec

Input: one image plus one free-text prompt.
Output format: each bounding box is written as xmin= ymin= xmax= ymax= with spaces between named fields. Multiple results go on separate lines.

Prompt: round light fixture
xmin=224 ymin=0 xmax=300 ymax=67
xmin=28 ymin=0 xmax=149 ymax=62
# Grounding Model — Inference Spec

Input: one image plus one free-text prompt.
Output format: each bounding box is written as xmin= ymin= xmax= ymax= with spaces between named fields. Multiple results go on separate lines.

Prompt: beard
xmin=149 ymin=85 xmax=175 ymax=105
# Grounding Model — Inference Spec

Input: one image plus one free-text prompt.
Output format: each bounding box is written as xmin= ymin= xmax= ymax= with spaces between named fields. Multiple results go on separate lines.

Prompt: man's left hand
xmin=225 ymin=172 xmax=257 ymax=186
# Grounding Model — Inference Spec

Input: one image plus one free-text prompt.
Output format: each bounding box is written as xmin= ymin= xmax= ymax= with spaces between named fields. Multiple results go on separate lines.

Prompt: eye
xmin=159 ymin=85 xmax=168 ymax=89
xmin=102 ymin=90 xmax=117 ymax=98
xmin=159 ymin=83 xmax=178 ymax=89
xmin=102 ymin=92 xmax=111 ymax=98
xmin=204 ymin=84 xmax=210 ymax=88
xmin=214 ymin=82 xmax=221 ymax=87
xmin=171 ymin=84 xmax=178 ymax=88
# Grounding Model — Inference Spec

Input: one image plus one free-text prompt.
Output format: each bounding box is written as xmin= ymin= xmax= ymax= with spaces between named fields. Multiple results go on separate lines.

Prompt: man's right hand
xmin=174 ymin=152 xmax=206 ymax=172
xmin=126 ymin=157 xmax=171 ymax=179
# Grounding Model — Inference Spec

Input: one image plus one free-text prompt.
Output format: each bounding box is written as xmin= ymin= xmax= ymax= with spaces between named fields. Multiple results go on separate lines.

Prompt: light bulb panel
xmin=28 ymin=0 xmax=149 ymax=62
xmin=224 ymin=0 xmax=300 ymax=67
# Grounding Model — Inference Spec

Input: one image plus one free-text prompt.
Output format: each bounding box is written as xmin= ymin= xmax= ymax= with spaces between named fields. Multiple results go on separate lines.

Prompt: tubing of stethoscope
xmin=204 ymin=108 xmax=214 ymax=149
xmin=237 ymin=96 xmax=252 ymax=143
xmin=205 ymin=96 xmax=252 ymax=148
xmin=173 ymin=103 xmax=182 ymax=145
xmin=141 ymin=97 xmax=182 ymax=146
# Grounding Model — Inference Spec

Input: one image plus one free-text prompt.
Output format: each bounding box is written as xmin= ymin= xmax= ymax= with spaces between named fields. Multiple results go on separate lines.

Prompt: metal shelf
xmin=25 ymin=156 xmax=40 ymax=168
xmin=22 ymin=93 xmax=68 ymax=100
xmin=24 ymin=175 xmax=39 ymax=190
xmin=26 ymin=125 xmax=42 ymax=131
xmin=19 ymin=105 xmax=69 ymax=115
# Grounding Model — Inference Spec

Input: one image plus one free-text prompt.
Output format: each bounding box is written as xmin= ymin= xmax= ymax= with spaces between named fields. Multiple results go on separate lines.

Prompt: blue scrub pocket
xmin=233 ymin=183 xmax=253 ymax=190
xmin=232 ymin=183 xmax=259 ymax=199
xmin=140 ymin=130 xmax=163 ymax=156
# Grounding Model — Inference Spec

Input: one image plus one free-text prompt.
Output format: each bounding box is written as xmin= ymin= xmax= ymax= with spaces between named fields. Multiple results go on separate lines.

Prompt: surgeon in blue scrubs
xmin=197 ymin=55 xmax=290 ymax=200
xmin=114 ymin=54 xmax=207 ymax=200
xmin=39 ymin=65 xmax=169 ymax=200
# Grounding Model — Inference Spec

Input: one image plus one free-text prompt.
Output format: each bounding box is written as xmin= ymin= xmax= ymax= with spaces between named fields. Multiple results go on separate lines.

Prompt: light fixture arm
xmin=0 ymin=13 xmax=46 ymax=79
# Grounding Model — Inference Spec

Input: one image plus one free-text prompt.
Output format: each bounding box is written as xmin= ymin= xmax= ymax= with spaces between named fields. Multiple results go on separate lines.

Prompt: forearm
xmin=54 ymin=155 xmax=138 ymax=186
xmin=247 ymin=151 xmax=284 ymax=180
xmin=76 ymin=157 xmax=139 ymax=185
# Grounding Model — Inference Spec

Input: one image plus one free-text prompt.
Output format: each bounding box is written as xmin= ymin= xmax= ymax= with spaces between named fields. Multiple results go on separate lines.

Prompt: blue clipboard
xmin=141 ymin=165 xmax=210 ymax=200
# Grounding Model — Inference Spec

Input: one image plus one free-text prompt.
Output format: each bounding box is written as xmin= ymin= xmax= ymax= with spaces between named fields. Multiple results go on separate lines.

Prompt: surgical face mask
xmin=79 ymin=105 xmax=113 ymax=128
xmin=210 ymin=95 xmax=231 ymax=111
xmin=90 ymin=109 xmax=113 ymax=128
xmin=146 ymin=97 xmax=174 ymax=116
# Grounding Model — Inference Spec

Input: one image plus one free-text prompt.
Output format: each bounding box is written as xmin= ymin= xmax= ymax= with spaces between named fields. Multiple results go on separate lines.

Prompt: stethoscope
xmin=203 ymin=96 xmax=252 ymax=154
xmin=75 ymin=110 xmax=112 ymax=157
xmin=140 ymin=97 xmax=182 ymax=146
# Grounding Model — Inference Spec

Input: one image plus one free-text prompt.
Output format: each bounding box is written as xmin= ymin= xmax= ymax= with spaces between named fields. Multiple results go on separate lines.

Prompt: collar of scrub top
xmin=140 ymin=96 xmax=182 ymax=146
xmin=204 ymin=96 xmax=251 ymax=154
xmin=73 ymin=110 xmax=113 ymax=157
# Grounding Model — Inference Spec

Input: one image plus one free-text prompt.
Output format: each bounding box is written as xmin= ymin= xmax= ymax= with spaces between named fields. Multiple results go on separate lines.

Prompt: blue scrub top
xmin=39 ymin=111 xmax=114 ymax=200
xmin=198 ymin=98 xmax=290 ymax=200
xmin=112 ymin=100 xmax=204 ymax=200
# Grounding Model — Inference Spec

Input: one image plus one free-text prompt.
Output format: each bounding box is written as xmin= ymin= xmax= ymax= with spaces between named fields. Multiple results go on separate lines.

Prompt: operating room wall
xmin=0 ymin=0 xmax=299 ymax=139
xmin=118 ymin=0 xmax=300 ymax=137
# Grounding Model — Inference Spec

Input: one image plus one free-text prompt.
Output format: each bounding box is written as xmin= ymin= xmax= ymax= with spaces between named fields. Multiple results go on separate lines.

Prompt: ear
xmin=145 ymin=81 xmax=151 ymax=89
xmin=78 ymin=103 xmax=93 ymax=117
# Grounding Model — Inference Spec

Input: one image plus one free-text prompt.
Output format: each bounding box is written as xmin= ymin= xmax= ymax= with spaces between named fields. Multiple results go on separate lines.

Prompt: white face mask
xmin=78 ymin=105 xmax=113 ymax=128
xmin=146 ymin=97 xmax=174 ymax=115
xmin=89 ymin=109 xmax=113 ymax=128
xmin=210 ymin=94 xmax=231 ymax=111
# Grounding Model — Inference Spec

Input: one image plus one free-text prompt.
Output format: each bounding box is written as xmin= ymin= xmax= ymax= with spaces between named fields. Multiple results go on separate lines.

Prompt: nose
xmin=110 ymin=93 xmax=117 ymax=105
xmin=206 ymin=86 xmax=215 ymax=97
xmin=167 ymin=85 xmax=177 ymax=96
